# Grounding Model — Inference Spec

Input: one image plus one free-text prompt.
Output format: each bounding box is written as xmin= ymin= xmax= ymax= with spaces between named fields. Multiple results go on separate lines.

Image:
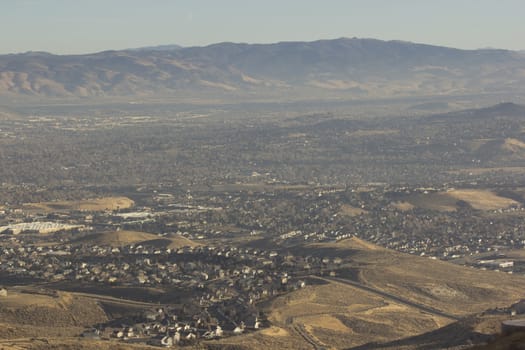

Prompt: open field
xmin=308 ymin=238 xmax=525 ymax=316
xmin=502 ymin=137 xmax=525 ymax=153
xmin=399 ymin=188 xmax=520 ymax=211
xmin=390 ymin=201 xmax=415 ymax=211
xmin=72 ymin=230 xmax=200 ymax=248
xmin=23 ymin=197 xmax=134 ymax=212
xmin=212 ymin=330 xmax=313 ymax=350
xmin=218 ymin=237 xmax=525 ymax=349
xmin=263 ymin=279 xmax=449 ymax=349
xmin=259 ymin=326 xmax=290 ymax=337
xmin=338 ymin=204 xmax=367 ymax=217
xmin=398 ymin=192 xmax=463 ymax=211
xmin=263 ymin=238 xmax=525 ymax=349
xmin=446 ymin=189 xmax=519 ymax=210
xmin=0 ymin=289 xmax=107 ymax=340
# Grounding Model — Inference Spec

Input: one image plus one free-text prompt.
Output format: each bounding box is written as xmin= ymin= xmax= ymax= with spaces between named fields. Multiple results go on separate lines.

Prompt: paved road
xmin=314 ymin=276 xmax=461 ymax=321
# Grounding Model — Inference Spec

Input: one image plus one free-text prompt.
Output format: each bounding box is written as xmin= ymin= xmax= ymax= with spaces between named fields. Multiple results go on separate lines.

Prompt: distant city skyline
xmin=1 ymin=0 xmax=524 ymax=54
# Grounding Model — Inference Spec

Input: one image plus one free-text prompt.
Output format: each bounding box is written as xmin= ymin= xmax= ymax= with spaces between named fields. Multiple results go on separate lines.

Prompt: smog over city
xmin=1 ymin=1 xmax=525 ymax=349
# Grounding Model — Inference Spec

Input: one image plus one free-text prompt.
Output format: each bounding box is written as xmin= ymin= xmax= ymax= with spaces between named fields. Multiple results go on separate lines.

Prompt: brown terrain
xmin=22 ymin=197 xmax=135 ymax=213
xmin=202 ymin=238 xmax=525 ymax=350
xmin=72 ymin=230 xmax=200 ymax=248
xmin=2 ymin=237 xmax=522 ymax=349
xmin=1 ymin=38 xmax=525 ymax=100
xmin=398 ymin=189 xmax=521 ymax=212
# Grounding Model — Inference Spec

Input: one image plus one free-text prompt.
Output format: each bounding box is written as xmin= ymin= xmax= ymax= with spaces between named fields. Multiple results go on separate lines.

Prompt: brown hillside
xmin=309 ymin=238 xmax=525 ymax=316
xmin=253 ymin=237 xmax=525 ymax=349
xmin=470 ymin=331 xmax=525 ymax=350
xmin=400 ymin=189 xmax=519 ymax=211
xmin=73 ymin=230 xmax=200 ymax=248
xmin=0 ymin=290 xmax=107 ymax=340
xmin=23 ymin=197 xmax=134 ymax=213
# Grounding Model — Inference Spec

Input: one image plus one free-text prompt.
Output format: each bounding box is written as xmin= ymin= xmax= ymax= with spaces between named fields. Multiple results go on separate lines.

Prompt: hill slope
xmin=305 ymin=238 xmax=525 ymax=316
xmin=1 ymin=38 xmax=525 ymax=99
xmin=216 ymin=238 xmax=525 ymax=349
xmin=72 ymin=230 xmax=200 ymax=248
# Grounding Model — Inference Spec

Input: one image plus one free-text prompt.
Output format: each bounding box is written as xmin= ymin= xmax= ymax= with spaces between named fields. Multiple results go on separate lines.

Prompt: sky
xmin=1 ymin=0 xmax=524 ymax=54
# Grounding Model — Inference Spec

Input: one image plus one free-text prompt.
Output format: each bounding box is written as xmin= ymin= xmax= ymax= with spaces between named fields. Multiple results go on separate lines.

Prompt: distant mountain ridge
xmin=1 ymin=37 xmax=525 ymax=99
xmin=430 ymin=102 xmax=525 ymax=121
xmin=127 ymin=44 xmax=184 ymax=52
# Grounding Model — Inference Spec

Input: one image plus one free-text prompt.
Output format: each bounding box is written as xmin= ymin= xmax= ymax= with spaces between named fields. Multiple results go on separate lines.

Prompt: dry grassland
xmin=445 ymin=189 xmax=519 ymax=210
xmin=402 ymin=192 xmax=461 ymax=211
xmin=338 ymin=204 xmax=367 ymax=217
xmin=329 ymin=238 xmax=525 ymax=316
xmin=266 ymin=280 xmax=448 ymax=349
xmin=163 ymin=235 xmax=202 ymax=249
xmin=0 ymin=290 xmax=107 ymax=340
xmin=259 ymin=326 xmax=290 ymax=337
xmin=73 ymin=230 xmax=200 ymax=248
xmin=74 ymin=230 xmax=159 ymax=247
xmin=402 ymin=188 xmax=519 ymax=211
xmin=502 ymin=137 xmax=525 ymax=152
xmin=212 ymin=325 xmax=312 ymax=350
xmin=23 ymin=197 xmax=134 ymax=212
xmin=274 ymin=237 xmax=525 ymax=348
xmin=391 ymin=201 xmax=415 ymax=211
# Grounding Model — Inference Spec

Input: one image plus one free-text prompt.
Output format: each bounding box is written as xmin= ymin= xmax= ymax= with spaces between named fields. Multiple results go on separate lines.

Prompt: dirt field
xmin=23 ymin=196 xmax=135 ymax=212
xmin=338 ymin=204 xmax=367 ymax=216
xmin=391 ymin=201 xmax=416 ymax=211
xmin=73 ymin=230 xmax=200 ymax=248
xmin=259 ymin=326 xmax=290 ymax=337
xmin=0 ymin=289 xmax=108 ymax=340
xmin=265 ymin=278 xmax=449 ymax=349
xmin=316 ymin=238 xmax=525 ymax=316
xmin=445 ymin=189 xmax=519 ymax=210
xmin=401 ymin=188 xmax=519 ymax=211
xmin=502 ymin=137 xmax=525 ymax=153
xmin=268 ymin=237 xmax=525 ymax=349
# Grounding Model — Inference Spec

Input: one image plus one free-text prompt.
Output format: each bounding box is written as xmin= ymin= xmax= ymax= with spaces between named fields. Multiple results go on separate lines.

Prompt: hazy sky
xmin=1 ymin=0 xmax=524 ymax=54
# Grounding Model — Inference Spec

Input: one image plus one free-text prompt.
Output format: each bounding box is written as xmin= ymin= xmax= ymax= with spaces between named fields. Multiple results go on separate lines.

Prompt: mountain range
xmin=1 ymin=38 xmax=525 ymax=99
